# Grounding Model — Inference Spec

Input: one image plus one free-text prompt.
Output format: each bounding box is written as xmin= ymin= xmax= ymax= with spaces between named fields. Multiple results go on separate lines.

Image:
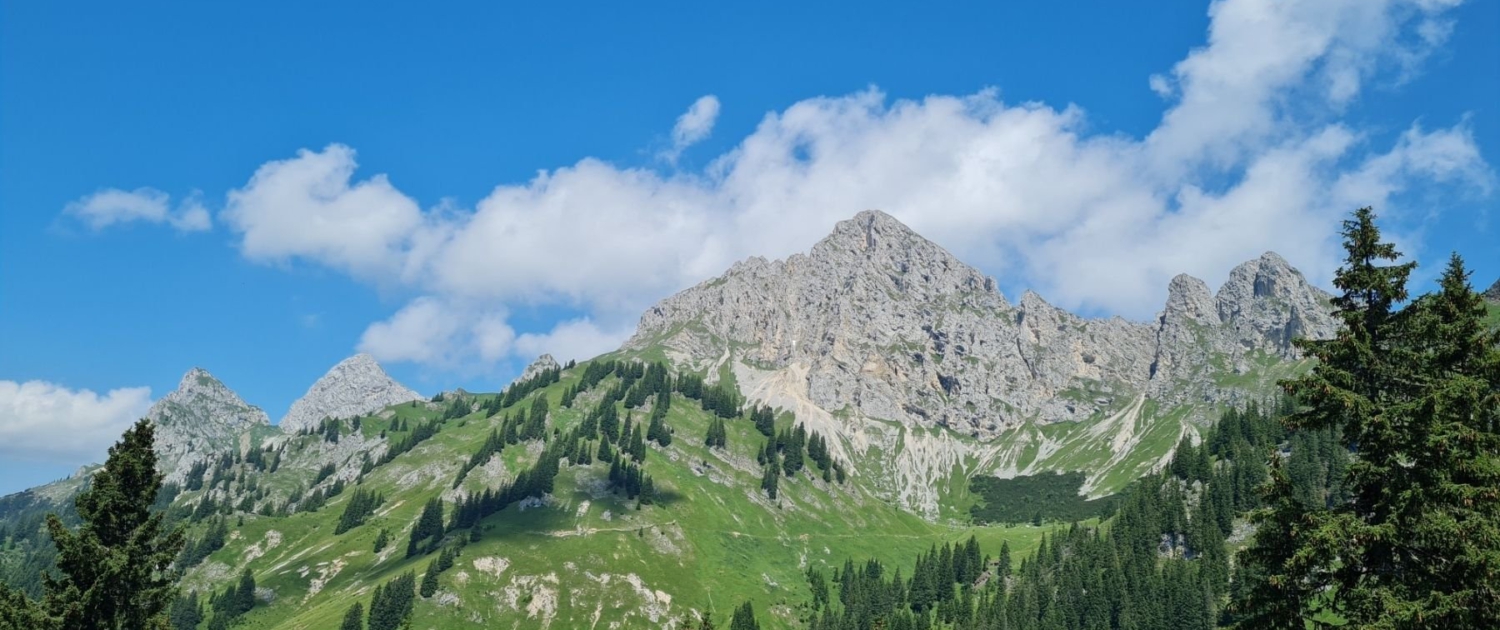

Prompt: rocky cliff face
xmin=279 ymin=354 xmax=422 ymax=433
xmin=147 ymin=368 xmax=271 ymax=483
xmin=629 ymin=210 xmax=1336 ymax=438
xmin=1484 ymin=278 xmax=1500 ymax=303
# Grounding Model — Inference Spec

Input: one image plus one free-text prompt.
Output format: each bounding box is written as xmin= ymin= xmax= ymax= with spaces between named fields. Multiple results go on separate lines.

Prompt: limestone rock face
xmin=518 ymin=354 xmax=561 ymax=384
xmin=147 ymin=368 xmax=270 ymax=483
xmin=1484 ymin=278 xmax=1500 ymax=303
xmin=279 ymin=354 xmax=421 ymax=433
xmin=628 ymin=210 xmax=1337 ymax=437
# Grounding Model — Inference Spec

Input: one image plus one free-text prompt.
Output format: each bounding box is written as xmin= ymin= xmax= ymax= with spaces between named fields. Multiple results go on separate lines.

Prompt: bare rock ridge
xmin=1485 ymin=278 xmax=1500 ymax=303
xmin=279 ymin=354 xmax=422 ymax=433
xmin=628 ymin=209 xmax=1337 ymax=438
xmin=517 ymin=354 xmax=561 ymax=384
xmin=147 ymin=367 xmax=270 ymax=483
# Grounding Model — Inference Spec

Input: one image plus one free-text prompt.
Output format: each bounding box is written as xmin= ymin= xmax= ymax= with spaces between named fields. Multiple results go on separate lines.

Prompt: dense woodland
xmin=0 ymin=208 xmax=1496 ymax=629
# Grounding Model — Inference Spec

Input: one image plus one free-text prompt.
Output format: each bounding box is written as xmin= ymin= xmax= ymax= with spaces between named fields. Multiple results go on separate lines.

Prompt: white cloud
xmin=221 ymin=144 xmax=424 ymax=280
xmin=63 ymin=187 xmax=212 ymax=233
xmin=356 ymin=296 xmax=515 ymax=368
xmin=514 ymin=319 xmax=634 ymax=365
xmin=0 ymin=380 xmax=153 ymax=462
xmin=661 ymin=95 xmax=721 ymax=163
xmin=208 ymin=0 xmax=1488 ymax=368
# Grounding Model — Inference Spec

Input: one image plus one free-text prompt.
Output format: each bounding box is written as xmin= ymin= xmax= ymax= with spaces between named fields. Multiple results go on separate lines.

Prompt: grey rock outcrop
xmin=1484 ymin=278 xmax=1500 ymax=303
xmin=628 ymin=210 xmax=1336 ymax=437
xmin=517 ymin=354 xmax=561 ymax=384
xmin=279 ymin=354 xmax=422 ymax=433
xmin=147 ymin=368 xmax=271 ymax=483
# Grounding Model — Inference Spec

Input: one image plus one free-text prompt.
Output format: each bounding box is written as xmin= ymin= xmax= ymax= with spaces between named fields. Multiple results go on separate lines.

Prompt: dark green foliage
xmin=0 ymin=419 xmax=186 ymax=629
xmin=372 ymin=528 xmax=390 ymax=553
xmin=447 ymin=433 xmax=571 ymax=531
xmin=313 ymin=462 xmax=336 ymax=485
xmin=339 ymin=602 xmax=364 ymax=630
xmin=183 ymin=459 xmax=210 ymax=491
xmin=334 ymin=488 xmax=384 ymax=534
xmin=806 ymin=401 xmax=1326 ymax=630
xmin=729 ymin=601 xmax=759 ymax=630
xmin=760 ymin=447 xmax=780 ymax=500
xmin=777 ymin=424 xmax=806 ymax=476
xmin=419 ymin=546 xmax=461 ymax=598
xmin=453 ymin=428 xmax=508 ymax=488
xmin=176 ymin=517 xmax=229 ymax=568
xmin=318 ymin=417 xmax=342 ymax=443
xmin=366 ymin=571 xmax=416 ymax=630
xmin=405 ymin=498 xmax=446 ymax=558
xmin=499 ymin=364 xmax=560 ymax=408
xmin=169 ymin=591 xmax=202 ymax=630
xmin=607 ymin=457 xmax=654 ymax=501
xmin=646 ymin=391 xmax=673 ymax=447
xmin=705 ymin=417 xmax=728 ymax=449
xmin=206 ymin=567 xmax=256 ymax=626
xmin=967 ymin=472 xmax=1119 ymax=525
xmin=378 ymin=419 xmax=441 ymax=465
xmin=749 ymin=405 xmax=775 ymax=437
xmin=1238 ymin=210 xmax=1500 ymax=628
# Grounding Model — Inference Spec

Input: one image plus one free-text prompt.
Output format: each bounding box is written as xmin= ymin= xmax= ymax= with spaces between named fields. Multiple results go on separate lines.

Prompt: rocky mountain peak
xmin=279 ymin=354 xmax=422 ymax=433
xmin=1213 ymin=251 xmax=1335 ymax=357
xmin=148 ymin=367 xmax=270 ymax=482
xmin=1164 ymin=274 xmax=1216 ymax=323
xmin=1484 ymin=277 xmax=1500 ymax=303
xmin=518 ymin=354 xmax=561 ymax=383
xmin=629 ymin=213 xmax=1338 ymax=444
xmin=807 ymin=210 xmax=1002 ymax=302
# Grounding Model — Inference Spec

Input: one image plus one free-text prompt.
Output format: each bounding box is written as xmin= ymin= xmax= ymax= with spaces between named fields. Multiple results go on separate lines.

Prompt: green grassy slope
xmin=179 ymin=362 xmax=1045 ymax=629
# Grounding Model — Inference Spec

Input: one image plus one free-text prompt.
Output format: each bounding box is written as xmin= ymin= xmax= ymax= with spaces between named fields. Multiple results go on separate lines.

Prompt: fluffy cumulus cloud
xmin=64 ymin=187 xmax=211 ymax=233
xmin=355 ymin=297 xmax=515 ymax=367
xmin=0 ymin=380 xmax=153 ymax=462
xmin=211 ymin=0 xmax=1488 ymax=369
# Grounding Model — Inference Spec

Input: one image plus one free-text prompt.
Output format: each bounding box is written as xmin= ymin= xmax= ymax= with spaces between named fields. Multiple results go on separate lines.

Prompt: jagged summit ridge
xmin=279 ymin=354 xmax=422 ymax=433
xmin=629 ymin=210 xmax=1335 ymax=438
xmin=1484 ymin=277 xmax=1500 ymax=302
xmin=147 ymin=367 xmax=270 ymax=483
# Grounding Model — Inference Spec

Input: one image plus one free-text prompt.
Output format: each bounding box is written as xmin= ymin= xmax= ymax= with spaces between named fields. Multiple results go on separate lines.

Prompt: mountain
xmin=1485 ymin=277 xmax=1500 ymax=303
xmin=279 ymin=354 xmax=423 ymax=433
xmin=2 ymin=211 xmax=1349 ymax=629
xmin=516 ymin=353 xmax=561 ymax=384
xmin=147 ymin=367 xmax=271 ymax=483
xmin=627 ymin=210 xmax=1335 ymax=511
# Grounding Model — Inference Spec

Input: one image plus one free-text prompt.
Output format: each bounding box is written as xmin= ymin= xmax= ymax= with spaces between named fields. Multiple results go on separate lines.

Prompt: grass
xmin=178 ymin=362 xmax=1044 ymax=629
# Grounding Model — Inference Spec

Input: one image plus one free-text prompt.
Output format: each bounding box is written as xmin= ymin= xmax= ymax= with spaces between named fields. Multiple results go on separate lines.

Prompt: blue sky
xmin=1 ymin=0 xmax=1496 ymax=494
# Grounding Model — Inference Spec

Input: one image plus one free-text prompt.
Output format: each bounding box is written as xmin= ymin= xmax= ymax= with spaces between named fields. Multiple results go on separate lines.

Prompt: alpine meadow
xmin=2 ymin=1 xmax=1498 ymax=629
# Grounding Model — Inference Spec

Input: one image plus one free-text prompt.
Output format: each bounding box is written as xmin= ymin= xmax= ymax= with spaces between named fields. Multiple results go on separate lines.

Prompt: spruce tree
xmin=729 ymin=601 xmax=759 ymax=630
xmin=1240 ymin=209 xmax=1500 ymax=627
xmin=0 ymin=419 xmax=186 ymax=629
xmin=339 ymin=602 xmax=364 ymax=630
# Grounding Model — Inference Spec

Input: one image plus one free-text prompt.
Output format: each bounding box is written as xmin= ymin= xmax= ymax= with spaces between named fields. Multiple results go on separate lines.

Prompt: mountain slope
xmin=158 ymin=361 xmax=1045 ymax=630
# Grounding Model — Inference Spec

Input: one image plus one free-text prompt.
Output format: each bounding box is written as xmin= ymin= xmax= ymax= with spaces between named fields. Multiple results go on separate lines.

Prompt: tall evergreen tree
xmin=0 ymin=419 xmax=186 ymax=629
xmin=339 ymin=602 xmax=364 ymax=630
xmin=729 ymin=601 xmax=760 ymax=630
xmin=1240 ymin=209 xmax=1500 ymax=627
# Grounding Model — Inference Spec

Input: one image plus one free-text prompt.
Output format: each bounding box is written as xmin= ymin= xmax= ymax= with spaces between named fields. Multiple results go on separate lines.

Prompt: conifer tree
xmin=1240 ymin=209 xmax=1500 ymax=627
xmin=339 ymin=602 xmax=364 ymax=630
xmin=0 ymin=419 xmax=186 ymax=629
xmin=729 ymin=601 xmax=759 ymax=630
